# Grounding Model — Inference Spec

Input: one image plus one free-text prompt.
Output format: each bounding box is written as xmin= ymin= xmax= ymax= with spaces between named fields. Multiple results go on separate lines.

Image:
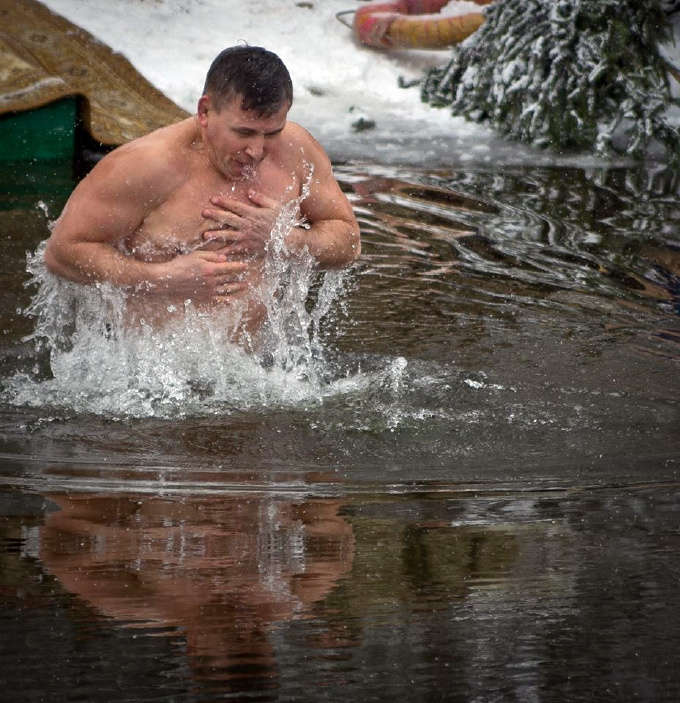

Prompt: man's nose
xmin=244 ymin=136 xmax=264 ymax=161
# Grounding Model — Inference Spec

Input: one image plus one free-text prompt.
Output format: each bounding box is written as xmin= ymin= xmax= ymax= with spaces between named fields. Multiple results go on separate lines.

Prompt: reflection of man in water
xmin=44 ymin=46 xmax=360 ymax=332
xmin=38 ymin=492 xmax=355 ymax=691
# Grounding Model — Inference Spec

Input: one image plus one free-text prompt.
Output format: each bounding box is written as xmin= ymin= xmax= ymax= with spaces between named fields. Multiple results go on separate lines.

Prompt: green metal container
xmin=0 ymin=97 xmax=77 ymax=162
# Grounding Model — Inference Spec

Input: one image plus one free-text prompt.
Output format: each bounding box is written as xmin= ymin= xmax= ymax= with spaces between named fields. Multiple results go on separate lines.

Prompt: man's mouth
xmin=233 ymin=160 xmax=257 ymax=179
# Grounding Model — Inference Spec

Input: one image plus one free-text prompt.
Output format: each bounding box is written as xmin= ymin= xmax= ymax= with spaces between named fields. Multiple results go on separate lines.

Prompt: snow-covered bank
xmin=39 ymin=0 xmax=679 ymax=167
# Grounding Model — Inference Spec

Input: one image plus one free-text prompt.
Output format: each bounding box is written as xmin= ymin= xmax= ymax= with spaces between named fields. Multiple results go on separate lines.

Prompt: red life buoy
xmin=353 ymin=0 xmax=490 ymax=50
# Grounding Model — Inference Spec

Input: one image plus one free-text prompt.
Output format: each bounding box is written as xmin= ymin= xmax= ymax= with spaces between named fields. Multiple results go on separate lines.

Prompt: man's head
xmin=202 ymin=45 xmax=293 ymax=117
xmin=197 ymin=46 xmax=293 ymax=178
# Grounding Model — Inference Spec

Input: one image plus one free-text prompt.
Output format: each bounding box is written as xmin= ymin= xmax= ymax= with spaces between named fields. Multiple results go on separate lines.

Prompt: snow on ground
xmin=40 ymin=0 xmax=680 ymax=167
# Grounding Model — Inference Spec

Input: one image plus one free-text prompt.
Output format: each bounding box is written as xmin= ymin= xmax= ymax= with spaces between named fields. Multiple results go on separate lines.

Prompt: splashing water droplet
xmin=2 ymin=168 xmax=365 ymax=418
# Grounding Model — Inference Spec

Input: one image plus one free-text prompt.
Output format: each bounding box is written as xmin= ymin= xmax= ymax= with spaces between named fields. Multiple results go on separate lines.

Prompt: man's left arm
xmin=283 ymin=139 xmax=361 ymax=269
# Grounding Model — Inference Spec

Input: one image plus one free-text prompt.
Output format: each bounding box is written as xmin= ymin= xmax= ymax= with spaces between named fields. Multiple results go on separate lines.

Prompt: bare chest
xmin=124 ymin=164 xmax=300 ymax=261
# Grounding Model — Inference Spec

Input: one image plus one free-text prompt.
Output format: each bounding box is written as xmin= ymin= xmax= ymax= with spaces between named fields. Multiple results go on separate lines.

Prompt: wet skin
xmin=44 ymin=93 xmax=360 ymax=330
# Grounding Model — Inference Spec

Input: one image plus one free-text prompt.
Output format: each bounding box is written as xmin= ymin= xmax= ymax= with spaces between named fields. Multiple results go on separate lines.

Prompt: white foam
xmin=6 ymin=189 xmax=412 ymax=419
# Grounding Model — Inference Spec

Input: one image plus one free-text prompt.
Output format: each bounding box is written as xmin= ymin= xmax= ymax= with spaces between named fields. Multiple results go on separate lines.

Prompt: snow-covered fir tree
xmin=421 ymin=0 xmax=680 ymax=160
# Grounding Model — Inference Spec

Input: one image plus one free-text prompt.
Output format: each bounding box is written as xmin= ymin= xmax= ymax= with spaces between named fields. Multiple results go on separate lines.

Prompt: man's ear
xmin=197 ymin=95 xmax=210 ymax=126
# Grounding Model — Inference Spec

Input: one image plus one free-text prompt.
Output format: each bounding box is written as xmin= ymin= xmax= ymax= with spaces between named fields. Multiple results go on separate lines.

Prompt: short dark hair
xmin=203 ymin=46 xmax=293 ymax=115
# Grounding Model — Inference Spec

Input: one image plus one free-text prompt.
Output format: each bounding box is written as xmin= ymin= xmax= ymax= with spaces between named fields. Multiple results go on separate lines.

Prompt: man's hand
xmin=200 ymin=190 xmax=283 ymax=260
xmin=154 ymin=249 xmax=250 ymax=302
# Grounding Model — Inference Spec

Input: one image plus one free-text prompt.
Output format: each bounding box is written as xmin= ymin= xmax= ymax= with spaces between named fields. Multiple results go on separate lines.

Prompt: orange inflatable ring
xmin=353 ymin=0 xmax=490 ymax=50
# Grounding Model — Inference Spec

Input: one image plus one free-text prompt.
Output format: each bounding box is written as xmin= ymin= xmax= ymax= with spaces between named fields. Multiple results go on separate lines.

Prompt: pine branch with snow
xmin=421 ymin=0 xmax=680 ymax=160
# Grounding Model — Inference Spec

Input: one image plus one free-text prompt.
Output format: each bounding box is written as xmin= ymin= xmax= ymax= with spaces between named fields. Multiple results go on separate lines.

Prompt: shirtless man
xmin=44 ymin=46 xmax=360 ymax=333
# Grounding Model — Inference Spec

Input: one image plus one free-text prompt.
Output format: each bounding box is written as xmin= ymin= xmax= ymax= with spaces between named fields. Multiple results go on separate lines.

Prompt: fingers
xmin=200 ymin=230 xmax=266 ymax=261
xmin=199 ymin=229 xmax=240 ymax=249
xmin=211 ymin=262 xmax=249 ymax=297
xmin=208 ymin=195 xmax=253 ymax=215
xmin=195 ymin=249 xmax=230 ymax=262
xmin=214 ymin=259 xmax=248 ymax=276
xmin=214 ymin=281 xmax=248 ymax=297
xmin=213 ymin=280 xmax=250 ymax=306
xmin=202 ymin=192 xmax=281 ymax=253
xmin=247 ymin=190 xmax=279 ymax=208
xmin=201 ymin=207 xmax=242 ymax=228
xmin=196 ymin=251 xmax=249 ymax=274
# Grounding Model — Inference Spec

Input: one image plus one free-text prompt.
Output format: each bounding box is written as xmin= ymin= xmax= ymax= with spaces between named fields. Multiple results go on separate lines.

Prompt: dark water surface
xmin=1 ymin=158 xmax=679 ymax=701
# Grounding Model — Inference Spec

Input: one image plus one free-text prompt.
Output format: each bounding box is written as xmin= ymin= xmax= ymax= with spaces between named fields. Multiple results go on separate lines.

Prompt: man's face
xmin=197 ymin=94 xmax=289 ymax=179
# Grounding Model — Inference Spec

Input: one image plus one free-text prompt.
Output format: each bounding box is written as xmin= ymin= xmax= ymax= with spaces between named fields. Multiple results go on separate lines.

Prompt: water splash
xmin=3 ymin=180 xmax=407 ymax=419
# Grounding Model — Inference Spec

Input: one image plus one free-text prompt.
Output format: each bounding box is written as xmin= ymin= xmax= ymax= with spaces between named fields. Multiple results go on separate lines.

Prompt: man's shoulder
xmin=284 ymin=121 xmax=322 ymax=150
xmin=108 ymin=119 xmax=192 ymax=171
xmin=281 ymin=121 xmax=330 ymax=169
xmin=86 ymin=119 xmax=193 ymax=197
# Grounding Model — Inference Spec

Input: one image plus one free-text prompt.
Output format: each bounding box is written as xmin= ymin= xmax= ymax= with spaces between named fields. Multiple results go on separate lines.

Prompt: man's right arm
xmin=44 ymin=147 xmax=247 ymax=300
